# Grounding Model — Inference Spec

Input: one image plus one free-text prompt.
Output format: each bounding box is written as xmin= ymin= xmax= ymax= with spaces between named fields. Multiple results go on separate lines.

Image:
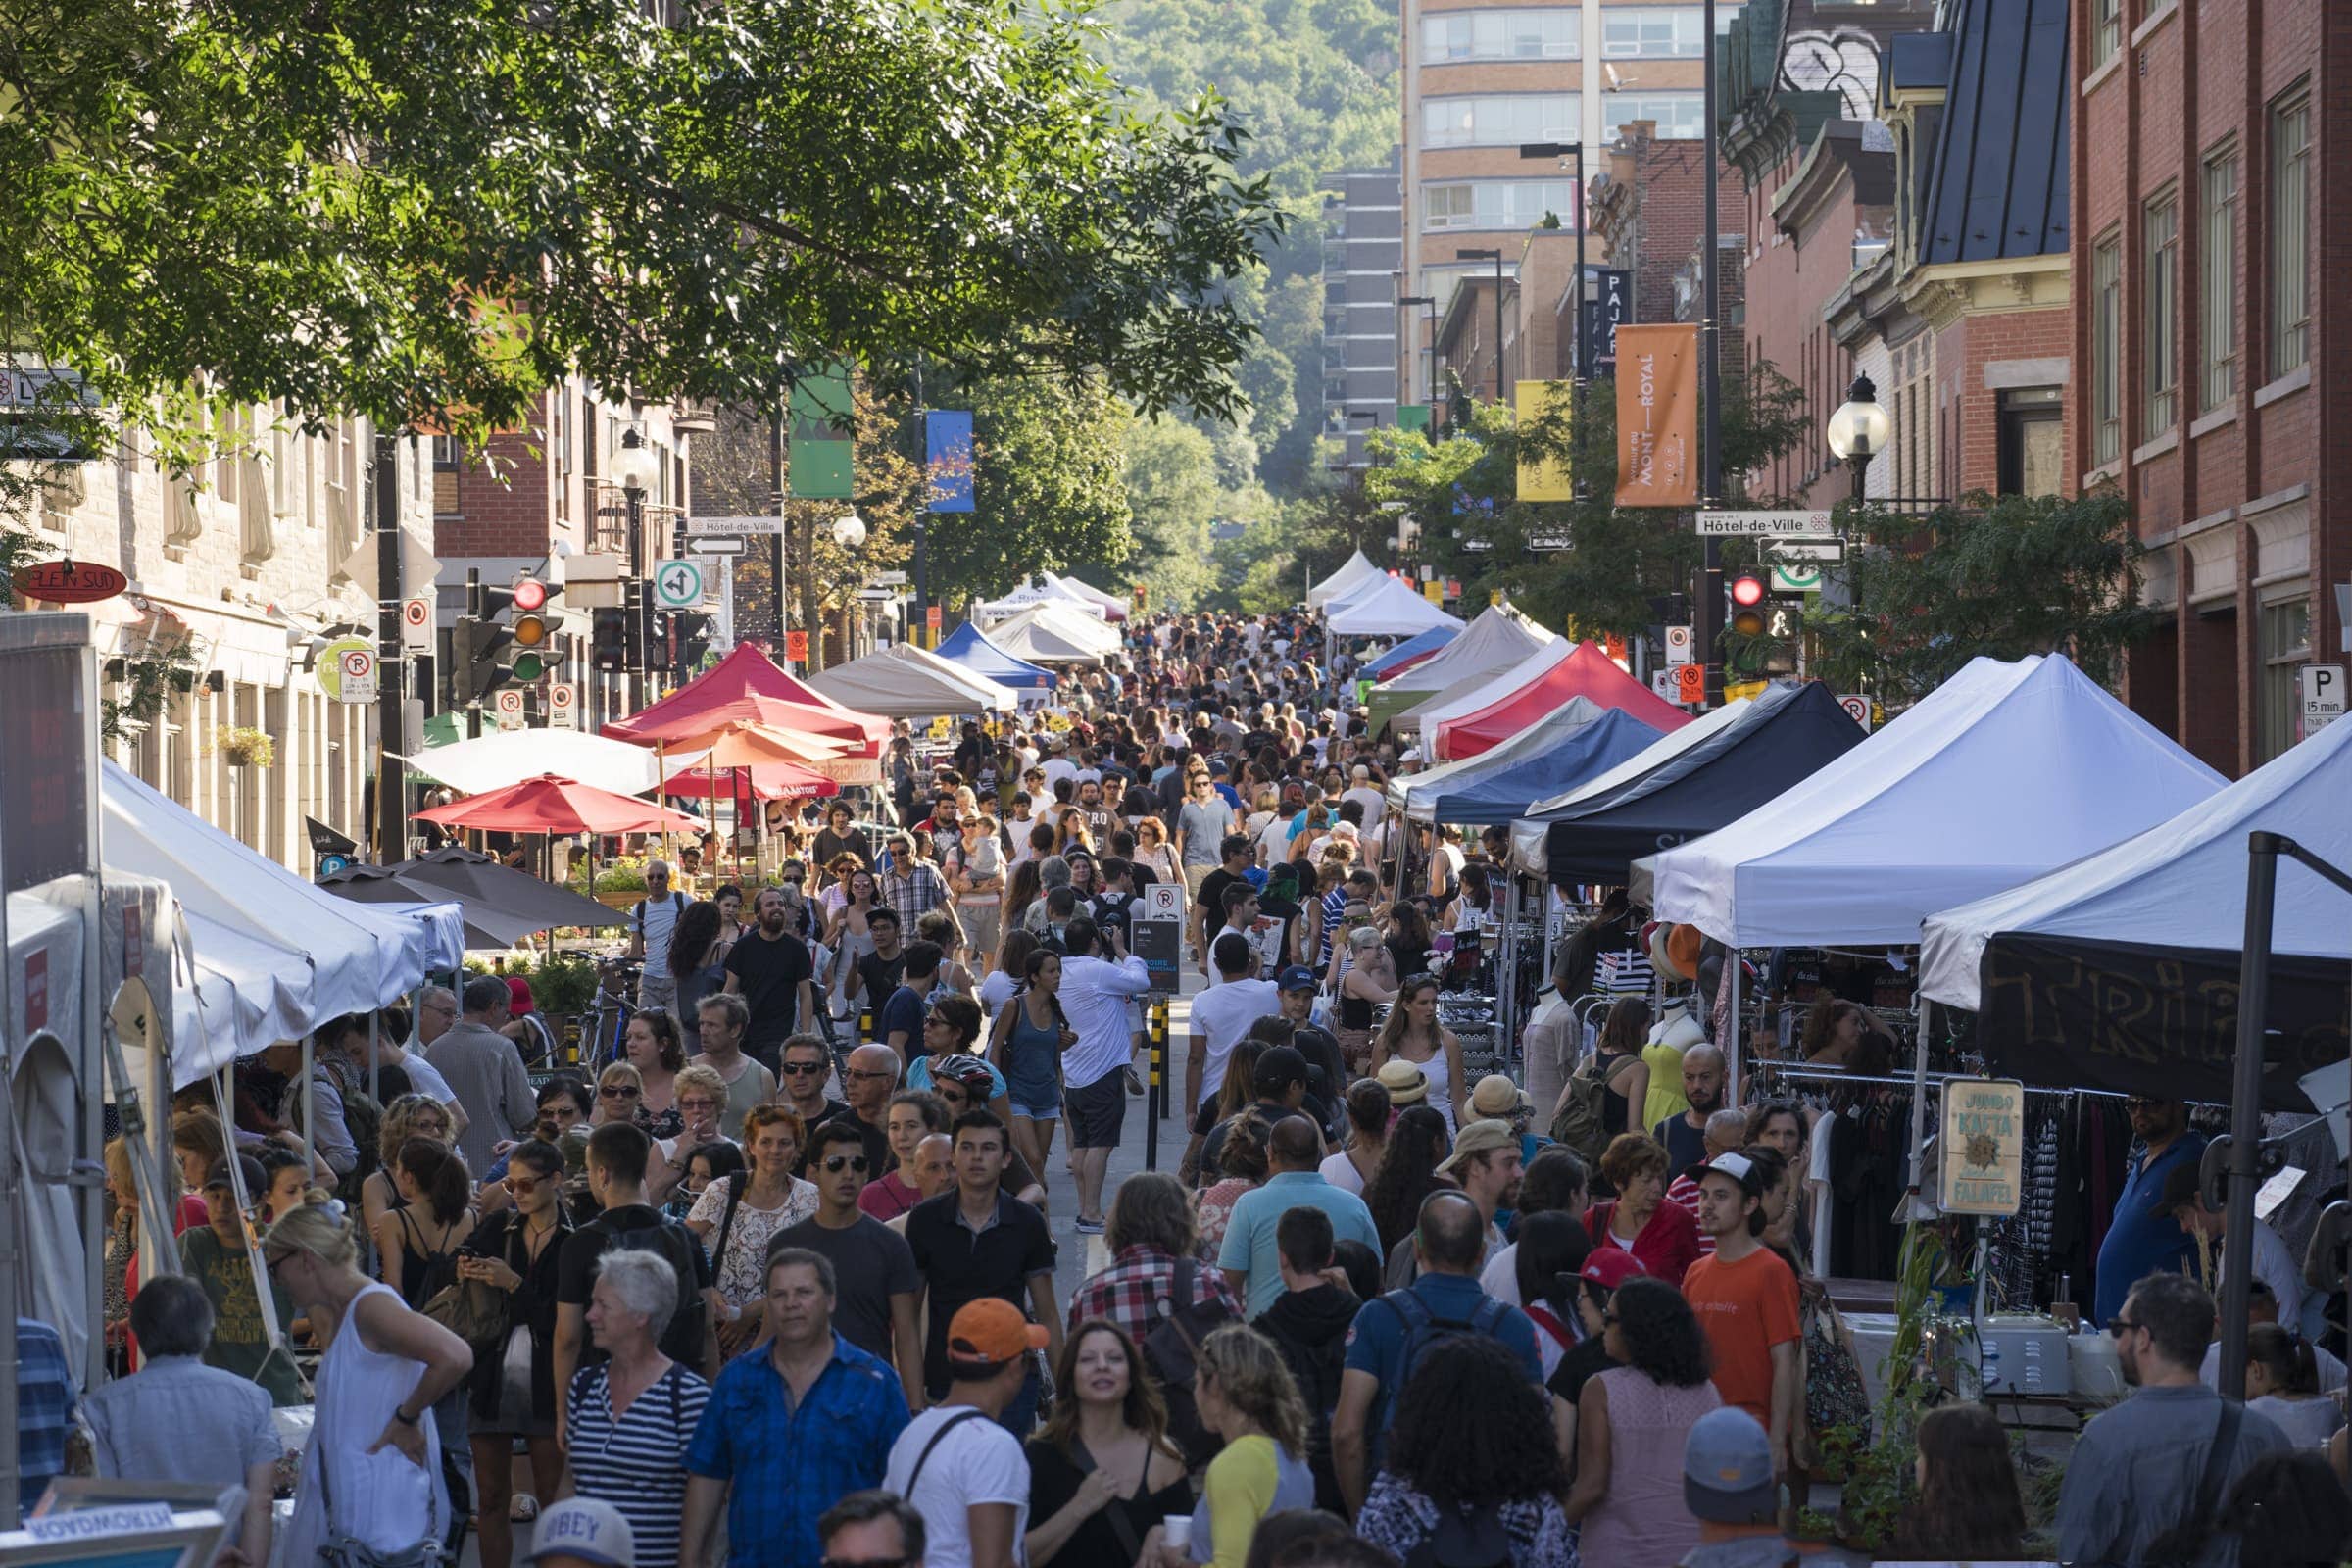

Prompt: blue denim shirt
xmin=685 ymin=1333 xmax=910 ymax=1568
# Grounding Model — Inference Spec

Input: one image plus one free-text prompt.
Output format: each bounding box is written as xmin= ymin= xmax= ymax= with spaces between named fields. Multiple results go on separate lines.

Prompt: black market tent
xmin=319 ymin=863 xmax=535 ymax=951
xmin=1541 ymin=681 xmax=1868 ymax=888
xmin=399 ymin=846 xmax=626 ymax=934
xmin=1425 ymin=709 xmax=1667 ymax=826
xmin=1920 ymin=712 xmax=2352 ymax=1108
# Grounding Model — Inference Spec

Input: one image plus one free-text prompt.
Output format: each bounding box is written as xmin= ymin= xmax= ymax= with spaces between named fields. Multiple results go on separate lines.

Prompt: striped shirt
xmin=1317 ymin=886 xmax=1348 ymax=965
xmin=566 ymin=1361 xmax=712 ymax=1568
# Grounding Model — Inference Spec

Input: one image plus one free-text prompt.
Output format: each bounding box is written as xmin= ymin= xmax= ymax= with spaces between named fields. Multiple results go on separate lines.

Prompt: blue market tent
xmin=1425 ymin=708 xmax=1666 ymax=825
xmin=1362 ymin=624 xmax=1459 ymax=680
xmin=937 ymin=620 xmax=1057 ymax=691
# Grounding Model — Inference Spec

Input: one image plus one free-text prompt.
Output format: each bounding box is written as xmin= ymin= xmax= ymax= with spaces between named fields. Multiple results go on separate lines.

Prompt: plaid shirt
xmin=14 ymin=1317 xmax=76 ymax=1513
xmin=879 ymin=860 xmax=948 ymax=924
xmin=1068 ymin=1243 xmax=1243 ymax=1341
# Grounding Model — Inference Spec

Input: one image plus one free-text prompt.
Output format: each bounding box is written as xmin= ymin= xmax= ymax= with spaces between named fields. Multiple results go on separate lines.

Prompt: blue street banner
xmin=926 ymin=410 xmax=975 ymax=514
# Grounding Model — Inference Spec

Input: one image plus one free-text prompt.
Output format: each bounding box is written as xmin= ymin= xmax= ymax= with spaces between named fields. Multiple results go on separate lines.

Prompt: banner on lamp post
xmin=1614 ymin=324 xmax=1699 ymax=508
xmin=788 ymin=367 xmax=856 ymax=500
xmin=925 ymin=410 xmax=975 ymax=514
xmin=1514 ymin=379 xmax=1574 ymax=502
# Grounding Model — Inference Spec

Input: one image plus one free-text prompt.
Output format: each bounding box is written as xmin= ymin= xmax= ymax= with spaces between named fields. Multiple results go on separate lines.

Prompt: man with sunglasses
xmin=775 ymin=1121 xmax=924 ymax=1410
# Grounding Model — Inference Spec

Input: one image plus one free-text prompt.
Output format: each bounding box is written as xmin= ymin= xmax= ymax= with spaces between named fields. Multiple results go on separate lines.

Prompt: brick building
xmin=1717 ymin=0 xmax=1932 ymax=508
xmin=1826 ymin=0 xmax=2073 ymax=507
xmin=2071 ymin=0 xmax=2345 ymax=773
xmin=1588 ymin=122 xmax=1747 ymax=337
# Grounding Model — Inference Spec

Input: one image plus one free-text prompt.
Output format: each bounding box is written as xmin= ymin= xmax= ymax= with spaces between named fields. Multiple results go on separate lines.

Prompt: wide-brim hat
xmin=1376 ymin=1058 xmax=1428 ymax=1104
xmin=1435 ymin=1117 xmax=1517 ymax=1175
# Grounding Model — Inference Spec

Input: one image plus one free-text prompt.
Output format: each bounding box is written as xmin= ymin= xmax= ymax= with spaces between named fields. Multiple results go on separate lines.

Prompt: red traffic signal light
xmin=1730 ymin=574 xmax=1766 ymax=608
xmin=513 ymin=576 xmax=549 ymax=612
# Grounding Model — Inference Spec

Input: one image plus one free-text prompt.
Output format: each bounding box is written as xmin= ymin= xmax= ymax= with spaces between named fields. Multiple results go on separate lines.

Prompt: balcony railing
xmin=589 ymin=481 xmax=688 ymax=561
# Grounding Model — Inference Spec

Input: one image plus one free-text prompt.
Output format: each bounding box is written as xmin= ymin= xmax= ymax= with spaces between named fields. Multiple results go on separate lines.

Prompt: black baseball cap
xmin=1253 ymin=1046 xmax=1310 ymax=1096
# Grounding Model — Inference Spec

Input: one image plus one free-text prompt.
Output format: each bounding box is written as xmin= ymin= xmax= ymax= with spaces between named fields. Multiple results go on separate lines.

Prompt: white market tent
xmin=805 ymin=641 xmax=1018 ymax=716
xmin=1401 ymin=638 xmax=1573 ymax=751
xmin=1306 ymin=550 xmax=1384 ymax=610
xmin=1643 ymin=655 xmax=2228 ymax=949
xmin=395 ymin=727 xmax=662 ymax=796
xmin=1507 ymin=697 xmax=1755 ymax=874
xmin=1385 ymin=603 xmax=1551 ymax=692
xmin=1045 ymin=572 xmax=1130 ymax=622
xmin=1919 ymin=708 xmax=2352 ymax=1011
xmin=988 ymin=601 xmax=1124 ymax=663
xmin=1324 ymin=572 xmax=1465 ymax=637
xmin=976 ymin=576 xmax=1106 ymax=623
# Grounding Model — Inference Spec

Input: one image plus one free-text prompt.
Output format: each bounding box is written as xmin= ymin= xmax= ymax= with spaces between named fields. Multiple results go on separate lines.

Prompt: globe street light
xmin=831 ymin=513 xmax=867 ymax=549
xmin=1826 ymin=374 xmax=1892 ymax=504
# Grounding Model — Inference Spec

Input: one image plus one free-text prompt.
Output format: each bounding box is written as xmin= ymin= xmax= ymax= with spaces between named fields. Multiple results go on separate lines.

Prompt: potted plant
xmin=214 ymin=725 xmax=274 ymax=768
xmin=592 ymin=856 xmax=650 ymax=911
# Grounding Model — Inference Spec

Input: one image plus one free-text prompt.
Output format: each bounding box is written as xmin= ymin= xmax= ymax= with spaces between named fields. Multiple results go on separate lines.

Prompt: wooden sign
xmin=13 ymin=559 xmax=126 ymax=604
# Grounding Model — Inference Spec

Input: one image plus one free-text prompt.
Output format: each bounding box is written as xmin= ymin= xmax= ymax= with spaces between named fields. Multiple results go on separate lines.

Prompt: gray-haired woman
xmin=566 ymin=1249 xmax=713 ymax=1568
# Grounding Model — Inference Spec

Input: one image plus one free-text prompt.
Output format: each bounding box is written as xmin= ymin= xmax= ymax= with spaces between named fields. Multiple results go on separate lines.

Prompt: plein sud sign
xmin=1937 ymin=1077 xmax=2027 ymax=1216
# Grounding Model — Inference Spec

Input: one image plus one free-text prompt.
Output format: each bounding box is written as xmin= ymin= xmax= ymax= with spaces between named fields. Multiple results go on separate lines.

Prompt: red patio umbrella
xmin=414 ymin=774 xmax=707 ymax=836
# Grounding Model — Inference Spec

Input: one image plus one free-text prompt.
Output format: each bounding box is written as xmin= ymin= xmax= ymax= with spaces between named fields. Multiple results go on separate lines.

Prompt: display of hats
xmin=1647 ymin=920 xmax=1684 ymax=980
xmin=1666 ymin=923 xmax=1704 ymax=979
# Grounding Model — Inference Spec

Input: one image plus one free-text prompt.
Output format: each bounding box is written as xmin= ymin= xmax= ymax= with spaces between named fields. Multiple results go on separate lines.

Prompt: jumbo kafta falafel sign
xmin=1938 ymin=1077 xmax=2026 ymax=1216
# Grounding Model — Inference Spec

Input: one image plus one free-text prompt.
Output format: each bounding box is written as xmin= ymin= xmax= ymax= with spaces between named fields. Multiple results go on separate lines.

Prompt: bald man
xmin=1667 ymin=1108 xmax=1754 ymax=1251
xmin=836 ymin=1044 xmax=902 ymax=1178
xmin=1653 ymin=1044 xmax=1726 ymax=1178
xmin=886 ymin=1133 xmax=956 ymax=1236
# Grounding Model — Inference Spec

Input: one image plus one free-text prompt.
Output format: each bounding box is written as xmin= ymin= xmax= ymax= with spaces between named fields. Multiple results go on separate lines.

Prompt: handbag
xmin=419 ymin=1215 xmax=516 ymax=1352
xmin=1802 ymin=1296 xmax=1871 ymax=1441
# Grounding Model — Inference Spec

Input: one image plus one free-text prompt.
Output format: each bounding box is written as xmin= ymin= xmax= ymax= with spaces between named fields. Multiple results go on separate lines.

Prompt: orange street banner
xmin=1615 ymin=323 xmax=1698 ymax=507
xmin=1515 ymin=379 xmax=1574 ymax=502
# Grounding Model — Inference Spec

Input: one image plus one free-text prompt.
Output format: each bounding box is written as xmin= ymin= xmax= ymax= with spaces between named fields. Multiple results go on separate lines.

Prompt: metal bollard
xmin=1145 ymin=993 xmax=1170 ymax=1170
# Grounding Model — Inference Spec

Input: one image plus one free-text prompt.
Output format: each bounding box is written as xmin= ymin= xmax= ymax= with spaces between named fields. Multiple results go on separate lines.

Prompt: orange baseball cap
xmin=946 ymin=1298 xmax=1049 ymax=1370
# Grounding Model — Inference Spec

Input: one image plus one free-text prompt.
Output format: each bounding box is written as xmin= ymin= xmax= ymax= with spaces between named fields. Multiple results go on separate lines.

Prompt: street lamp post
xmin=612 ymin=427 xmax=662 ymax=712
xmin=1455 ymin=247 xmax=1507 ymax=401
xmin=1827 ymin=374 xmax=1892 ymax=505
xmin=1699 ymin=0 xmax=1725 ymax=704
xmin=831 ymin=513 xmax=867 ymax=658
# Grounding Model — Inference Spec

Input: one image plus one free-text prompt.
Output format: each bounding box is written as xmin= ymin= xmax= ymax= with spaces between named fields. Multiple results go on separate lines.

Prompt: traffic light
xmin=1728 ymin=574 xmax=1769 ymax=638
xmin=591 ymin=607 xmax=628 ymax=673
xmin=671 ymin=612 xmax=714 ymax=671
xmin=451 ymin=615 xmax=513 ymax=704
xmin=509 ymin=576 xmax=562 ymax=682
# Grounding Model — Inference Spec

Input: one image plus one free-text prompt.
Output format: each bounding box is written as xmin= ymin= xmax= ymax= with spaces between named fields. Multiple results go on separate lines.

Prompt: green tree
xmin=0 ymin=0 xmax=1282 ymax=515
xmin=1115 ymin=417 xmax=1231 ymax=611
xmin=1805 ymin=490 xmax=2157 ymax=709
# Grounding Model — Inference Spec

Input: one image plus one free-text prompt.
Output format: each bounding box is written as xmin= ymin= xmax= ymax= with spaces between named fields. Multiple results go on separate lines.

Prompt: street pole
xmin=625 ymin=481 xmax=645 ymax=712
xmin=1699 ymin=0 xmax=1726 ymax=704
xmin=1494 ymin=250 xmax=1507 ymax=402
xmin=769 ymin=410 xmax=787 ymax=650
xmin=372 ymin=432 xmax=407 ymax=862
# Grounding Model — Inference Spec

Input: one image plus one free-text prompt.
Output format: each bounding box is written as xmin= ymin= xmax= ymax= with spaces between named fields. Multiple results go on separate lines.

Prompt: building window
xmin=1601 ymin=7 xmax=1708 ymax=57
xmin=1598 ymin=92 xmax=1706 ymax=139
xmin=2257 ymin=593 xmax=2311 ymax=762
xmin=1997 ymin=388 xmax=2064 ymax=495
xmin=1421 ymin=94 xmax=1579 ymax=149
xmin=2142 ymin=190 xmax=2178 ymax=436
xmin=1421 ymin=180 xmax=1581 ymax=232
xmin=2091 ymin=232 xmax=2122 ymax=465
xmin=2268 ymin=87 xmax=2311 ymax=379
xmin=2090 ymin=0 xmax=2121 ymax=69
xmin=2200 ymin=146 xmax=2238 ymax=411
xmin=1420 ymin=9 xmax=1578 ymax=62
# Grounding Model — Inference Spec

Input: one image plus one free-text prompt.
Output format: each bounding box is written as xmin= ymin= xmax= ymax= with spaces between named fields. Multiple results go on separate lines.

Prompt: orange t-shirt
xmin=1682 ymin=1246 xmax=1801 ymax=1422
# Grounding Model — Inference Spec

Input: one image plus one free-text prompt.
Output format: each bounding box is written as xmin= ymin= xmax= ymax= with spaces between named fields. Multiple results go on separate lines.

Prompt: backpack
xmin=1383 ymin=1287 xmax=1507 ymax=1424
xmin=1141 ymin=1255 xmax=1239 ymax=1467
xmin=1403 ymin=1504 xmax=1514 ymax=1568
xmin=334 ymin=1076 xmax=384 ymax=1206
xmin=611 ymin=1216 xmax=710 ymax=1369
xmin=1546 ymin=1052 xmax=1620 ymax=1166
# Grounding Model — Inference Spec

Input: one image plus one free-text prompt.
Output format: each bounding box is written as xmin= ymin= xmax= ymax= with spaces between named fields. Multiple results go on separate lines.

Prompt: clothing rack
xmin=1747 ymin=1060 xmax=2223 ymax=1105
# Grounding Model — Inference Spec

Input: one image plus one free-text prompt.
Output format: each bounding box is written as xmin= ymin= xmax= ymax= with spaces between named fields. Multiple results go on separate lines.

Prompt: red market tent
xmin=415 ymin=774 xmax=707 ymax=835
xmin=1434 ymin=641 xmax=1691 ymax=760
xmin=602 ymin=644 xmax=889 ymax=755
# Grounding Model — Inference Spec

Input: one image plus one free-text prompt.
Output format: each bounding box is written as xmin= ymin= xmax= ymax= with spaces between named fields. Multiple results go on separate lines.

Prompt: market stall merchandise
xmin=935 ymin=620 xmax=1058 ymax=694
xmin=1434 ymin=641 xmax=1691 ymax=760
xmin=1304 ymin=548 xmax=1383 ymax=610
xmin=1643 ymin=654 xmax=2227 ymax=949
xmin=1921 ymin=711 xmax=2352 ymax=1108
xmin=804 ymin=641 xmax=1018 ymax=716
xmin=1322 ymin=571 xmax=1466 ymax=638
xmin=1542 ymin=682 xmax=1866 ymax=886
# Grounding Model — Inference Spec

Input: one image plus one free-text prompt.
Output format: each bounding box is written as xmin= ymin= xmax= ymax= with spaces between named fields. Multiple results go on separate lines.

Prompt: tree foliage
xmin=920 ymin=374 xmax=1136 ymax=608
xmin=1805 ymin=490 xmax=2157 ymax=708
xmin=0 ymin=0 xmax=1281 ymax=485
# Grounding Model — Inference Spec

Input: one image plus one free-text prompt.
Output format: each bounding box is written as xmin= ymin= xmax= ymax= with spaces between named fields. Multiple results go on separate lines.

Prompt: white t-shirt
xmin=883 ymin=1406 xmax=1031 ymax=1568
xmin=1341 ymin=786 xmax=1388 ymax=828
xmin=635 ymin=891 xmax=690 ymax=972
xmin=1041 ymin=758 xmax=1078 ymax=791
xmin=1254 ymin=812 xmax=1295 ymax=867
xmin=1187 ymin=978 xmax=1282 ymax=1109
xmin=394 ymin=1045 xmax=459 ymax=1109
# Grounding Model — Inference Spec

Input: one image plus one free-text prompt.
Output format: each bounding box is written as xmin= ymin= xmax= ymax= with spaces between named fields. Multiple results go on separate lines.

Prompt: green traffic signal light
xmin=511 ymin=650 xmax=546 ymax=683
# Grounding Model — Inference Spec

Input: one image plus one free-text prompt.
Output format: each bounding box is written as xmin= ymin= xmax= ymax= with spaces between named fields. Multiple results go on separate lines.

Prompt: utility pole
xmin=1699 ymin=0 xmax=1726 ymax=704
xmin=372 ymin=432 xmax=407 ymax=862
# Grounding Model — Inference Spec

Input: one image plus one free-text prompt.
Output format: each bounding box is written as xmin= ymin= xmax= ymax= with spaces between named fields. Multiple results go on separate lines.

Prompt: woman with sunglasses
xmin=593 ymin=1062 xmax=646 ymax=1125
xmin=460 ymin=1139 xmax=569 ymax=1568
xmin=1564 ymin=1275 xmax=1720 ymax=1563
xmin=1373 ymin=973 xmax=1465 ymax=1132
xmin=269 ymin=1193 xmax=476 ymax=1567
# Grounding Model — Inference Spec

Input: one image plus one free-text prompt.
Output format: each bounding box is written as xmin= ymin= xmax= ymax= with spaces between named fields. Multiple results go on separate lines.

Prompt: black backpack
xmin=1403 ymin=1505 xmax=1513 ymax=1568
xmin=1140 ymin=1255 xmax=1238 ymax=1467
xmin=612 ymin=1216 xmax=709 ymax=1369
xmin=1381 ymin=1287 xmax=1507 ymax=1427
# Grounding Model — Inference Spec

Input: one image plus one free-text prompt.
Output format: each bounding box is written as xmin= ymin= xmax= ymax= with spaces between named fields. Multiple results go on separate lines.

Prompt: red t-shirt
xmin=1682 ymin=1246 xmax=1802 ymax=1422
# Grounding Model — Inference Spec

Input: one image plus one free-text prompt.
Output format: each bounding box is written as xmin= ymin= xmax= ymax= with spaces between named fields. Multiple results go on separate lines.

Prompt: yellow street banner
xmin=1422 ymin=580 xmax=1445 ymax=605
xmin=1514 ymin=379 xmax=1574 ymax=502
xmin=1614 ymin=323 xmax=1699 ymax=507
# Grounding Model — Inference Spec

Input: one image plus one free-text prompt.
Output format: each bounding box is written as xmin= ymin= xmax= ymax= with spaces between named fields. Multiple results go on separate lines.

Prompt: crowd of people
xmin=20 ymin=604 xmax=2352 ymax=1568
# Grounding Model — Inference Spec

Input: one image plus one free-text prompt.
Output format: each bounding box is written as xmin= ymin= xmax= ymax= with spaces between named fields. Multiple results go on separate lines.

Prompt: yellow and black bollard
xmin=1145 ymin=993 xmax=1171 ymax=1169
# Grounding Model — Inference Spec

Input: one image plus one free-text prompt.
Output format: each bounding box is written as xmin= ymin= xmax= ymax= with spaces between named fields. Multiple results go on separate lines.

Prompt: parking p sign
xmin=2303 ymin=664 xmax=2345 ymax=733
